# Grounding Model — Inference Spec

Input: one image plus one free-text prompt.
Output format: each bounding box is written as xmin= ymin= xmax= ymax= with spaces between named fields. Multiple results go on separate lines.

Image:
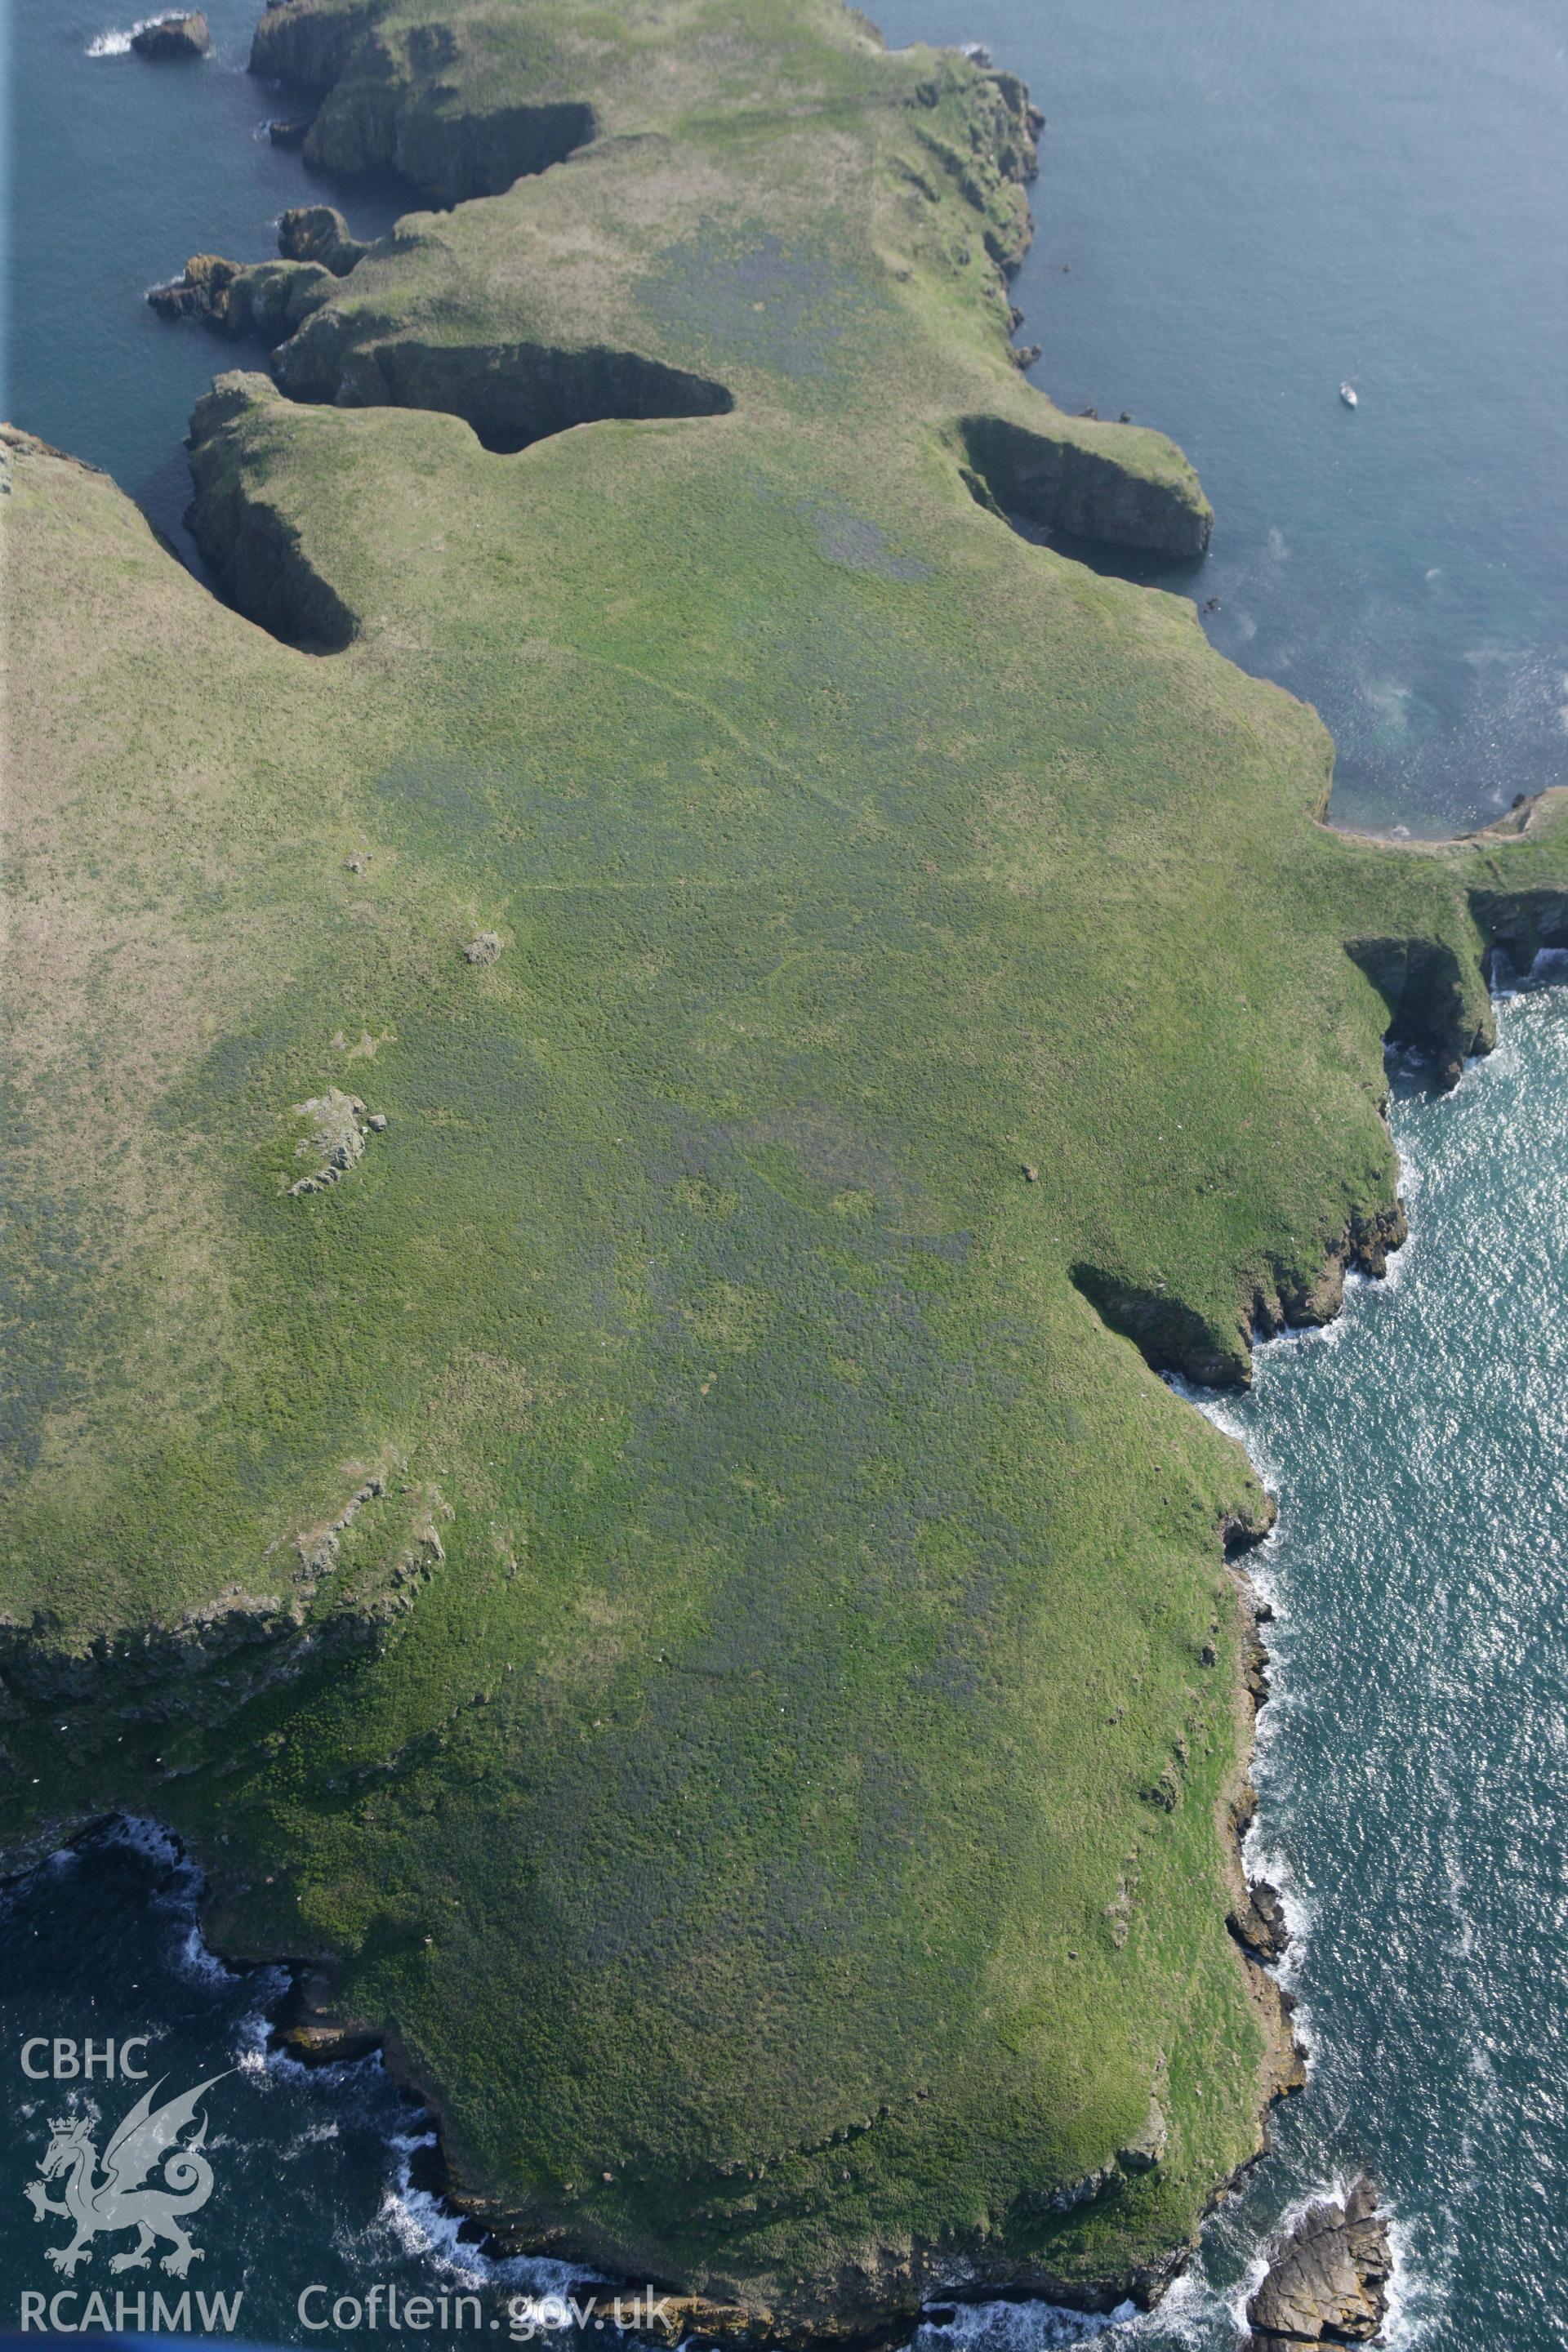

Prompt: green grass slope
xmin=3 ymin=2 xmax=1567 ymax=2335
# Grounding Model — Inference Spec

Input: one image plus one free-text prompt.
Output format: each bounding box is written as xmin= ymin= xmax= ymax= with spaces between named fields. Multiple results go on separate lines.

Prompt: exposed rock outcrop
xmin=907 ymin=55 xmax=1040 ymax=283
xmin=1224 ymin=1593 xmax=1308 ymax=2108
xmin=1222 ymin=1491 xmax=1278 ymax=1557
xmin=0 ymin=1468 xmax=448 ymax=1726
xmin=278 ymin=203 xmax=368 ymax=275
xmin=1346 ymin=935 xmax=1492 ymax=1091
xmin=288 ymin=1085 xmax=382 ymax=1193
xmin=270 ymin=1971 xmax=382 ymax=2065
xmin=148 ymin=252 xmax=335 ymax=343
xmin=1228 ymin=1877 xmax=1290 ymax=1966
xmin=131 ymin=11 xmax=209 ymax=56
xmin=1254 ymin=1200 xmax=1410 ymax=1338
xmin=147 ymin=252 xmax=240 ymax=325
xmin=1073 ymin=1196 xmax=1410 ymax=1393
xmin=1245 ymin=2176 xmax=1392 ymax=2349
xmin=1468 ymin=856 xmax=1568 ymax=999
xmin=1116 ymin=2092 xmax=1168 ymax=2173
xmin=247 ymin=0 xmax=390 ymax=108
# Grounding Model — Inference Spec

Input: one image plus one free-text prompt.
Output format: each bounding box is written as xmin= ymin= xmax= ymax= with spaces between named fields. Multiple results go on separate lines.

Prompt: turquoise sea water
xmin=4 ymin=0 xmax=1568 ymax=2344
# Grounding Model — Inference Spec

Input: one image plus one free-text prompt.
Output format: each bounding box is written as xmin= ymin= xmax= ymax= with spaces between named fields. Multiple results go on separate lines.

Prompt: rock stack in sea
xmin=1245 ymin=2175 xmax=1392 ymax=2349
xmin=130 ymin=11 xmax=210 ymax=56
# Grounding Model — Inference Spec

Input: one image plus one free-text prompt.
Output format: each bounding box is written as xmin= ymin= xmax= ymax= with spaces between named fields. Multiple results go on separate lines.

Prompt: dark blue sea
xmin=4 ymin=0 xmax=1568 ymax=2343
xmin=0 ymin=0 xmax=404 ymax=569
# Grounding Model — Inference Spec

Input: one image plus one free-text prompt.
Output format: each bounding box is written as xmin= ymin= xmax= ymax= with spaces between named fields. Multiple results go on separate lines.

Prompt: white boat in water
xmin=1340 ymin=381 xmax=1358 ymax=407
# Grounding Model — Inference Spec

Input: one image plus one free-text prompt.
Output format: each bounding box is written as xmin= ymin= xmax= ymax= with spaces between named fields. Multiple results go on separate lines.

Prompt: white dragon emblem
xmin=24 ymin=2073 xmax=229 ymax=2278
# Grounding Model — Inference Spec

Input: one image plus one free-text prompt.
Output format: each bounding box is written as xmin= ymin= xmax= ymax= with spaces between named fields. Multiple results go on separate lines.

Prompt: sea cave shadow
xmin=999 ymin=502 xmax=1205 ymax=593
xmin=134 ymin=425 xmax=253 ymax=595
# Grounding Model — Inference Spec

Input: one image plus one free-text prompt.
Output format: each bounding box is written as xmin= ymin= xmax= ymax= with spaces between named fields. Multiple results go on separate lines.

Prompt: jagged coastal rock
xmin=277 ymin=203 xmax=368 ymax=275
xmin=1229 ymin=1876 xmax=1290 ymax=1966
xmin=147 ymin=249 xmax=336 ymax=342
xmin=130 ymin=11 xmax=209 ymax=56
xmin=1245 ymin=2176 xmax=1393 ymax=2348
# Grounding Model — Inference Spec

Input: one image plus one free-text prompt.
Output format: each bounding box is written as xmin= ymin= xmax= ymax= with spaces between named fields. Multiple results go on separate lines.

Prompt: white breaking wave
xmin=85 ymin=13 xmax=189 ymax=53
xmin=1379 ymin=2205 xmax=1439 ymax=2352
xmin=1241 ymin=1825 xmax=1316 ymax=1958
xmin=1147 ymin=2265 xmax=1249 ymax=2350
xmin=86 ymin=19 xmax=148 ymax=52
xmin=1218 ymin=2245 xmax=1272 ymax=2344
xmin=174 ymin=1915 xmax=241 ymax=1988
xmin=907 ymin=2296 xmax=1138 ymax=2352
xmin=376 ymin=2130 xmax=599 ymax=2296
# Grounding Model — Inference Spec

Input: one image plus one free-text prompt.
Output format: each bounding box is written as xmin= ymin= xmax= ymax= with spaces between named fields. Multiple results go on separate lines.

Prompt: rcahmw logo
xmin=18 ymin=2037 xmax=244 ymax=2336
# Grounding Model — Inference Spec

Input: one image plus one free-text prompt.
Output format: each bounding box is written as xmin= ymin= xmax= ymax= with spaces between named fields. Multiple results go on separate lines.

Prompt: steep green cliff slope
xmin=4 ymin=2 xmax=1566 ymax=2335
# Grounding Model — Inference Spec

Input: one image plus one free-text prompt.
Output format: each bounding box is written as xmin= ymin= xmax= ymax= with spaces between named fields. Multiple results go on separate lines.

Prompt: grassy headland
xmin=4 ymin=1 xmax=1568 ymax=2334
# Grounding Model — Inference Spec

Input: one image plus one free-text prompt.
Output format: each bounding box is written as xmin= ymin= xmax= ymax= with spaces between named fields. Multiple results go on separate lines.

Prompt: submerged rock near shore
xmin=1245 ymin=2176 xmax=1392 ymax=2349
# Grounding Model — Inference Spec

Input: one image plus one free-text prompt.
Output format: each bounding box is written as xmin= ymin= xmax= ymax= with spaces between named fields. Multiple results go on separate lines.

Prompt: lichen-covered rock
xmin=278 ymin=204 xmax=368 ymax=277
xmin=288 ymin=1087 xmax=373 ymax=1194
xmin=131 ymin=11 xmax=209 ymax=56
xmin=146 ymin=253 xmax=239 ymax=324
xmin=464 ymin=931 xmax=503 ymax=965
xmin=147 ymin=252 xmax=335 ymax=341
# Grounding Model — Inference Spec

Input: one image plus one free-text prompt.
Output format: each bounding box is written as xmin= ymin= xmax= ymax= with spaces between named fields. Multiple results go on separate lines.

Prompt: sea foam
xmin=86 ymin=14 xmax=189 ymax=53
xmin=908 ymin=2296 xmax=1137 ymax=2352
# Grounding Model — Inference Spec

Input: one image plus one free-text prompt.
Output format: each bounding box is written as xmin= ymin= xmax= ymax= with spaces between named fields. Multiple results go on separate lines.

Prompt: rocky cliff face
xmin=960 ymin=410 xmax=1214 ymax=559
xmin=278 ymin=203 xmax=370 ymax=274
xmin=249 ymin=0 xmax=594 ymax=206
xmin=274 ymin=322 xmax=735 ymax=451
xmin=1071 ymin=1196 xmax=1410 ymax=1392
xmin=185 ymin=374 xmax=359 ymax=649
xmin=1347 ymin=934 xmax=1494 ymax=1091
xmin=247 ymin=0 xmax=386 ymax=98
